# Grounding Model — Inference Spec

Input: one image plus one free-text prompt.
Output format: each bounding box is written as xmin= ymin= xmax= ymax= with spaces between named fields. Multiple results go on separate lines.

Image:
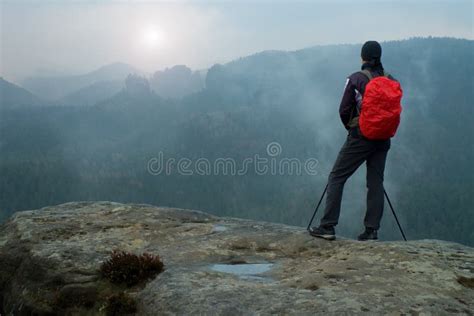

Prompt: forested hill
xmin=0 ymin=77 xmax=44 ymax=108
xmin=0 ymin=37 xmax=472 ymax=245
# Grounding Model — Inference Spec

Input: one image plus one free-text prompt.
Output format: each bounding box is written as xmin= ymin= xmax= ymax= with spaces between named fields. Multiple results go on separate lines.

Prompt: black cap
xmin=361 ymin=41 xmax=382 ymax=61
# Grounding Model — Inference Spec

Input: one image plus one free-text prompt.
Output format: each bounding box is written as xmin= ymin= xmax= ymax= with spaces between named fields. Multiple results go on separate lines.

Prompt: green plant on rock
xmin=100 ymin=250 xmax=164 ymax=287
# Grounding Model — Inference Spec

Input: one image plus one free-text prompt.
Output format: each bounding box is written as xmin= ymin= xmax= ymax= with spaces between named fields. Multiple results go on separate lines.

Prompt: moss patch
xmin=100 ymin=250 xmax=164 ymax=287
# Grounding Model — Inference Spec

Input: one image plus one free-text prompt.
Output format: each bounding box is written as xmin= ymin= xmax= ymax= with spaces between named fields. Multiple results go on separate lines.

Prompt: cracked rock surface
xmin=1 ymin=201 xmax=473 ymax=315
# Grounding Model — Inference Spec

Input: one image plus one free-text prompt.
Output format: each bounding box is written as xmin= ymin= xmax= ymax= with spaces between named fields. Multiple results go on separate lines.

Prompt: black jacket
xmin=339 ymin=62 xmax=394 ymax=130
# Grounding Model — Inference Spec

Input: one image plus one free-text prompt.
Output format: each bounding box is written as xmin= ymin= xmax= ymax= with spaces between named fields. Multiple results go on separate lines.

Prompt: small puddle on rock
xmin=210 ymin=263 xmax=274 ymax=281
xmin=211 ymin=224 xmax=228 ymax=232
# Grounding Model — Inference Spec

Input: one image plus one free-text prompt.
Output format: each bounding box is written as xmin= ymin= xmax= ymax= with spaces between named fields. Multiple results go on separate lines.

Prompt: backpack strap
xmin=360 ymin=69 xmax=391 ymax=79
xmin=360 ymin=69 xmax=373 ymax=80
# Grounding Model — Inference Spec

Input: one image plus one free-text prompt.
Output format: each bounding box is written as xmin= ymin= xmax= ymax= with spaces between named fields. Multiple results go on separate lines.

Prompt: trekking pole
xmin=306 ymin=183 xmax=328 ymax=231
xmin=383 ymin=189 xmax=407 ymax=241
xmin=373 ymin=166 xmax=408 ymax=241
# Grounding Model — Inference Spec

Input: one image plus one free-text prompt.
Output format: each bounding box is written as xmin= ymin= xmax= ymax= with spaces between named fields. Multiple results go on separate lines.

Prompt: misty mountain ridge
xmin=58 ymin=79 xmax=125 ymax=107
xmin=0 ymin=37 xmax=473 ymax=246
xmin=21 ymin=62 xmax=141 ymax=101
xmin=150 ymin=65 xmax=205 ymax=99
xmin=57 ymin=64 xmax=205 ymax=105
xmin=0 ymin=77 xmax=44 ymax=109
xmin=16 ymin=63 xmax=205 ymax=106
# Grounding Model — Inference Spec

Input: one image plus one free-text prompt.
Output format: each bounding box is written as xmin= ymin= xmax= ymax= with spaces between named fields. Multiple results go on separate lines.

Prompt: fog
xmin=1 ymin=0 xmax=472 ymax=82
xmin=0 ymin=1 xmax=473 ymax=245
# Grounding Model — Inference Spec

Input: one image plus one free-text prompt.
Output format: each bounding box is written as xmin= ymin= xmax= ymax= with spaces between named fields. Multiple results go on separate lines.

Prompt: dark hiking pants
xmin=320 ymin=127 xmax=390 ymax=230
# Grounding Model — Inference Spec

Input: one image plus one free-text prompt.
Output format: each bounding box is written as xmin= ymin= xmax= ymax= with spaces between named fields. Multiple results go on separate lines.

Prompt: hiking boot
xmin=309 ymin=225 xmax=336 ymax=240
xmin=357 ymin=228 xmax=378 ymax=241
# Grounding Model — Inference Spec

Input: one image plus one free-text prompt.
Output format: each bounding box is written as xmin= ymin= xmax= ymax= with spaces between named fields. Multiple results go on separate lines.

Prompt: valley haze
xmin=0 ymin=37 xmax=472 ymax=246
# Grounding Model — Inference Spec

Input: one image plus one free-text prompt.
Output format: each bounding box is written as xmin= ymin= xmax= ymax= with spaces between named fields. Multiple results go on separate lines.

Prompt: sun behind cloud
xmin=139 ymin=25 xmax=165 ymax=50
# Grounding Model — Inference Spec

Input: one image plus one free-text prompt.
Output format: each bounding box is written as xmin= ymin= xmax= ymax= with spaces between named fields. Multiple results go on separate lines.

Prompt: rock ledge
xmin=1 ymin=201 xmax=473 ymax=314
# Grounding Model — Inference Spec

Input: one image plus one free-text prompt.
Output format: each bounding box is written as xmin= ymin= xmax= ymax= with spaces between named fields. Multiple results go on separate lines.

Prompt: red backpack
xmin=359 ymin=70 xmax=403 ymax=140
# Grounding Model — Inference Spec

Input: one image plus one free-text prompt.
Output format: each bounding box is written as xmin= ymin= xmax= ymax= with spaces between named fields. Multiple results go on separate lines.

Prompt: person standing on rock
xmin=309 ymin=41 xmax=403 ymax=241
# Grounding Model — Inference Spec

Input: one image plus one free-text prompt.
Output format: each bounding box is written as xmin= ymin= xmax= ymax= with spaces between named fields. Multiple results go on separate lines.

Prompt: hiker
xmin=309 ymin=41 xmax=402 ymax=241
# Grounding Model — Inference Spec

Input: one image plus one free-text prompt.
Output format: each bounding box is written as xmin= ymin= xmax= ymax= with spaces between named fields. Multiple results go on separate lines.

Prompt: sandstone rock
xmin=0 ymin=201 xmax=473 ymax=315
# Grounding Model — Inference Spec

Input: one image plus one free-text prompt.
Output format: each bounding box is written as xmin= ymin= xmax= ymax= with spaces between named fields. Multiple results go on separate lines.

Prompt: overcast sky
xmin=0 ymin=0 xmax=472 ymax=82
